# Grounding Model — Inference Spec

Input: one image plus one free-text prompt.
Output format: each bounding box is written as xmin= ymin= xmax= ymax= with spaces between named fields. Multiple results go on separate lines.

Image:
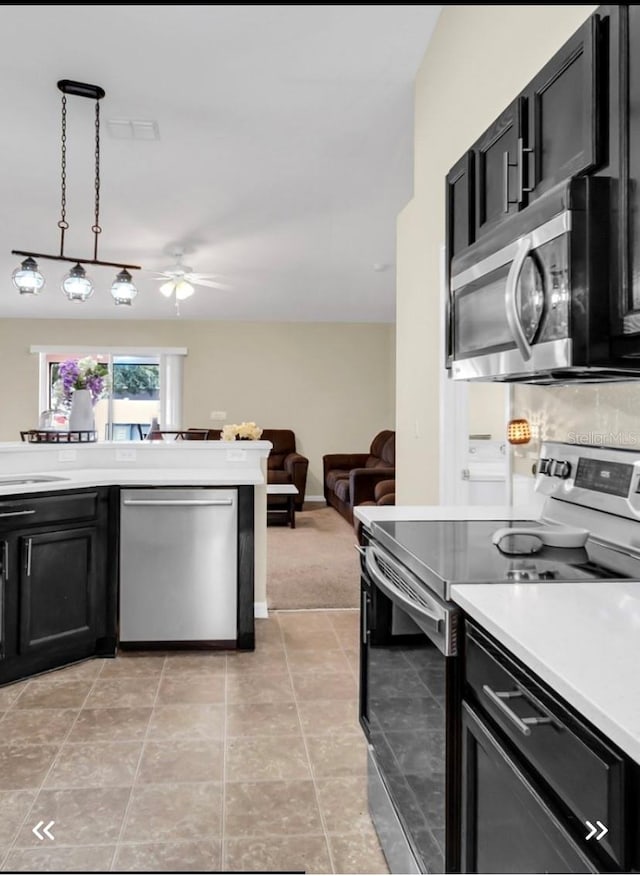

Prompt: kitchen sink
xmin=0 ymin=475 xmax=70 ymax=486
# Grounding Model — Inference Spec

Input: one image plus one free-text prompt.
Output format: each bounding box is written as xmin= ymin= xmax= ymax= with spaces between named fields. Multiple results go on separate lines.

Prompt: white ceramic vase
xmin=68 ymin=389 xmax=95 ymax=432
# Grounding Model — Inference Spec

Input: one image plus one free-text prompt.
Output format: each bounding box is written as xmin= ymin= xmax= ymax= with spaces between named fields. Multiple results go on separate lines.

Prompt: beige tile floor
xmin=0 ymin=610 xmax=389 ymax=874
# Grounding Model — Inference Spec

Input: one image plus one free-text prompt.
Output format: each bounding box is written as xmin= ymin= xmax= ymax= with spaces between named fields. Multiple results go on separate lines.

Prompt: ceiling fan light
xmin=175 ymin=279 xmax=195 ymax=301
xmin=12 ymin=257 xmax=45 ymax=295
xmin=159 ymin=280 xmax=175 ymax=298
xmin=111 ymin=269 xmax=138 ymax=305
xmin=62 ymin=263 xmax=94 ymax=301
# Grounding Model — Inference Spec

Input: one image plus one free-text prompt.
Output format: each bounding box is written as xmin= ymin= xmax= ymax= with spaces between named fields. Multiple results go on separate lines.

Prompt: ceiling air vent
xmin=106 ymin=119 xmax=160 ymax=141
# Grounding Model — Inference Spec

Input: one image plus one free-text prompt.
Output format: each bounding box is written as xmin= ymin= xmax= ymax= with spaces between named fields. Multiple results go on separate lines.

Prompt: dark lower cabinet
xmin=18 ymin=527 xmax=96 ymax=655
xmin=0 ymin=489 xmax=112 ymax=685
xmin=462 ymin=621 xmax=633 ymax=874
xmin=461 ymin=702 xmax=597 ymax=874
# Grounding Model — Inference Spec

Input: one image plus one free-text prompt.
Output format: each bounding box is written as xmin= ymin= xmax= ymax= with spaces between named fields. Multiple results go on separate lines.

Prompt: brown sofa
xmin=184 ymin=427 xmax=308 ymax=512
xmin=323 ymin=430 xmax=395 ymax=524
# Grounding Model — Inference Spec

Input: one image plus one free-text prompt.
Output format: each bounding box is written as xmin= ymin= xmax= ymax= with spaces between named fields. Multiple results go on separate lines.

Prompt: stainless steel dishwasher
xmin=119 ymin=488 xmax=238 ymax=644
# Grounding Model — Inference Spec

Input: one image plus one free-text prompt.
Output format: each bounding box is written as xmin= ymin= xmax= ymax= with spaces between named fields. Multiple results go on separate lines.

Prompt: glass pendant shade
xmin=175 ymin=280 xmax=195 ymax=301
xmin=111 ymin=269 xmax=138 ymax=305
xmin=62 ymin=263 xmax=94 ymax=301
xmin=12 ymin=257 xmax=45 ymax=295
xmin=159 ymin=280 xmax=175 ymax=298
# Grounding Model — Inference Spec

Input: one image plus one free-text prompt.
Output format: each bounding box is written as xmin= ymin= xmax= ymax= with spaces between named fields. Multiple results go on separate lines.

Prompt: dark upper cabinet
xmin=526 ymin=14 xmax=600 ymax=201
xmin=473 ymin=96 xmax=525 ymax=239
xmin=446 ymin=151 xmax=475 ymax=259
xmin=617 ymin=4 xmax=640 ymax=338
xmin=446 ymin=11 xmax=603 ymax=265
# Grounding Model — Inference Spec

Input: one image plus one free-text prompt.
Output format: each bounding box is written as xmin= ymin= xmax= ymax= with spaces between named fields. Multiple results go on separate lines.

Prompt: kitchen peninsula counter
xmin=0 ymin=440 xmax=271 ymax=617
xmin=0 ymin=439 xmax=272 ymax=687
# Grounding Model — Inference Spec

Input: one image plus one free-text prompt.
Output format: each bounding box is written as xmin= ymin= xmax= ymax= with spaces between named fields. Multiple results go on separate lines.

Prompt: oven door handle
xmin=505 ymin=235 xmax=533 ymax=361
xmin=365 ymin=546 xmax=446 ymax=635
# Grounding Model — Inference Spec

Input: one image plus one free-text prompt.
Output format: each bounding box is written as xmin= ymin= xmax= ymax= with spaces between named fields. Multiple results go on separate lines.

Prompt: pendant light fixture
xmin=11 ymin=79 xmax=141 ymax=305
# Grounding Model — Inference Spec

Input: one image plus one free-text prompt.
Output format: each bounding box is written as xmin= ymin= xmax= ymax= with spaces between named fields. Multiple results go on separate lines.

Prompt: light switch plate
xmin=210 ymin=410 xmax=227 ymax=420
xmin=58 ymin=449 xmax=77 ymax=462
xmin=226 ymin=449 xmax=247 ymax=462
xmin=115 ymin=449 xmax=137 ymax=462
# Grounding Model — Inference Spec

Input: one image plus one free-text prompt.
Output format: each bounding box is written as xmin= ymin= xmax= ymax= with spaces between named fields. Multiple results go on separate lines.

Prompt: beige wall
xmin=0 ymin=319 xmax=395 ymax=497
xmin=468 ymin=384 xmax=507 ymax=440
xmin=397 ymin=4 xmax=597 ymax=503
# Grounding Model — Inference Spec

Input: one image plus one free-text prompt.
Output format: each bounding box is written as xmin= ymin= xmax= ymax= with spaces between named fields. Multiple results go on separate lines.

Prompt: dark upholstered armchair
xmin=323 ymin=430 xmax=395 ymax=524
xmin=184 ymin=426 xmax=308 ymax=512
xmin=262 ymin=428 xmax=308 ymax=512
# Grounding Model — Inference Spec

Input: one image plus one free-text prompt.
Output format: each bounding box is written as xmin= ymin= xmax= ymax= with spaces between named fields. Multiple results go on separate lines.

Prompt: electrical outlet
xmin=115 ymin=449 xmax=137 ymax=462
xmin=210 ymin=410 xmax=227 ymax=420
xmin=58 ymin=449 xmax=77 ymax=462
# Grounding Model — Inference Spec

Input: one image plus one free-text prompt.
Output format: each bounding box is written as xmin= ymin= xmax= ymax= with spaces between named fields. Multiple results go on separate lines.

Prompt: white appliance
xmin=465 ymin=438 xmax=507 ymax=504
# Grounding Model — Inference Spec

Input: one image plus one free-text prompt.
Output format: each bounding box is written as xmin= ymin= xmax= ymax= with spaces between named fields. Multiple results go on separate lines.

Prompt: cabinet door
xmin=474 ymin=97 xmax=525 ymax=239
xmin=526 ymin=14 xmax=600 ymax=200
xmin=621 ymin=5 xmax=640 ymax=333
xmin=0 ymin=539 xmax=8 ymax=660
xmin=461 ymin=702 xmax=598 ymax=874
xmin=18 ymin=527 xmax=96 ymax=655
xmin=446 ymin=151 xmax=475 ymax=259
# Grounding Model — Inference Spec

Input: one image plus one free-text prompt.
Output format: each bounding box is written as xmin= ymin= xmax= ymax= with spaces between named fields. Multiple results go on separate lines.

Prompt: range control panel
xmin=537 ymin=457 xmax=572 ymax=480
xmin=535 ymin=441 xmax=640 ymax=519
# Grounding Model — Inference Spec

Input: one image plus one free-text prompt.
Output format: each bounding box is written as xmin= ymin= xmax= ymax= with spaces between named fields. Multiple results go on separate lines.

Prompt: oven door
xmin=360 ymin=543 xmax=461 ymax=873
xmin=450 ymin=211 xmax=571 ymax=381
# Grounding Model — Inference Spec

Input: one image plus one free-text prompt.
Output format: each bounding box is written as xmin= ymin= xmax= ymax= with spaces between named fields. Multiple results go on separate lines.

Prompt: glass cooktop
xmin=370 ymin=519 xmax=635 ymax=601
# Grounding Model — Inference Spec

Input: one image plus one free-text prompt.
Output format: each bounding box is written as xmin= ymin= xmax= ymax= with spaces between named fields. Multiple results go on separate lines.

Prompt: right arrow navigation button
xmin=585 ymin=820 xmax=608 ymax=841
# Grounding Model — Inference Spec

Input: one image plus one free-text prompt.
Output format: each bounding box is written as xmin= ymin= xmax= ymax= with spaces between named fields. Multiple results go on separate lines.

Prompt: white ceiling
xmin=0 ymin=4 xmax=441 ymax=321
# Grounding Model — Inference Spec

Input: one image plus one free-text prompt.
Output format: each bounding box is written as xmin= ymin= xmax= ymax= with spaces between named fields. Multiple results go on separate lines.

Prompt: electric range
xmin=360 ymin=441 xmax=640 ymax=874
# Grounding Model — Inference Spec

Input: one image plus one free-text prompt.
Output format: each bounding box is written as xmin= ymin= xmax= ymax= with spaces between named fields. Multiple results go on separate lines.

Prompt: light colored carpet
xmin=267 ymin=503 xmax=360 ymax=610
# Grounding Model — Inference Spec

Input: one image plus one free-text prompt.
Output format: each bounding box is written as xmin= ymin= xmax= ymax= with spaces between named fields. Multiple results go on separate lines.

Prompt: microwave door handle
xmin=505 ymin=235 xmax=533 ymax=361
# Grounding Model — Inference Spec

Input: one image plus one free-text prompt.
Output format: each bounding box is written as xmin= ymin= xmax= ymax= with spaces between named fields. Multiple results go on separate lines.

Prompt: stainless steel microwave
xmin=447 ymin=177 xmax=640 ymax=383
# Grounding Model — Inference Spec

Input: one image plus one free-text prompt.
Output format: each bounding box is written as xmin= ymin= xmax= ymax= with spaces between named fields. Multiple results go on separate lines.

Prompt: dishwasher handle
xmin=122 ymin=498 xmax=234 ymax=507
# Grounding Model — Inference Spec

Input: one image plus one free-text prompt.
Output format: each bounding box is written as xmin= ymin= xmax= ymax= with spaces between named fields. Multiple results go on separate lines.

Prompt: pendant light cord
xmin=58 ymin=93 xmax=69 ymax=257
xmin=92 ymin=98 xmax=102 ymax=261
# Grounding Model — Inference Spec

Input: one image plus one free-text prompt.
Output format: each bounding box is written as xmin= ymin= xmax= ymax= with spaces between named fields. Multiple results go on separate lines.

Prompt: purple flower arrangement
xmin=53 ymin=357 xmax=109 ymax=411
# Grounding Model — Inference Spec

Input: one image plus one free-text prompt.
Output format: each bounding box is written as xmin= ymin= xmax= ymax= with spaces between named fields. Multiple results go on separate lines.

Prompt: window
xmin=33 ymin=346 xmax=186 ymax=440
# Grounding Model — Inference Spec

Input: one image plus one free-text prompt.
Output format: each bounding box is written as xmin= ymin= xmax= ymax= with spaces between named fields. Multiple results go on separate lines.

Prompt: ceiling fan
xmin=150 ymin=247 xmax=230 ymax=310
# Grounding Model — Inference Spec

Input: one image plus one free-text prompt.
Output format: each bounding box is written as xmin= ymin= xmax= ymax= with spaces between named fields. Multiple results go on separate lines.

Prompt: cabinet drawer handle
xmin=1 ymin=540 xmax=7 ymax=582
xmin=517 ymin=137 xmax=534 ymax=202
xmin=482 ymin=684 xmax=552 ymax=736
xmin=0 ymin=509 xmax=36 ymax=518
xmin=25 ymin=537 xmax=32 ymax=577
xmin=503 ymin=150 xmax=519 ymax=213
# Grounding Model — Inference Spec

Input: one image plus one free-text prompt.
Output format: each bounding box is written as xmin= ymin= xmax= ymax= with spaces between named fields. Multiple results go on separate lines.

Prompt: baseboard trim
xmin=305 ymin=495 xmax=325 ymax=503
xmin=254 ymin=601 xmax=269 ymax=619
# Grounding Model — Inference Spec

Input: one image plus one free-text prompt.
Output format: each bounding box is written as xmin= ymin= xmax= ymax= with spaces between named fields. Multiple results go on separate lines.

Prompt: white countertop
xmin=453 ymin=581 xmax=640 ymax=764
xmin=354 ymin=503 xmax=542 ymax=526
xmin=0 ymin=468 xmax=264 ymax=496
xmin=0 ymin=440 xmax=271 ymax=496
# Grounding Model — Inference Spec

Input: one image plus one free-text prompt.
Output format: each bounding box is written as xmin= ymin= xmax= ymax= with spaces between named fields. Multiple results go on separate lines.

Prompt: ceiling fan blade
xmin=194 ymin=279 xmax=231 ymax=290
xmin=187 ymin=272 xmax=223 ymax=281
